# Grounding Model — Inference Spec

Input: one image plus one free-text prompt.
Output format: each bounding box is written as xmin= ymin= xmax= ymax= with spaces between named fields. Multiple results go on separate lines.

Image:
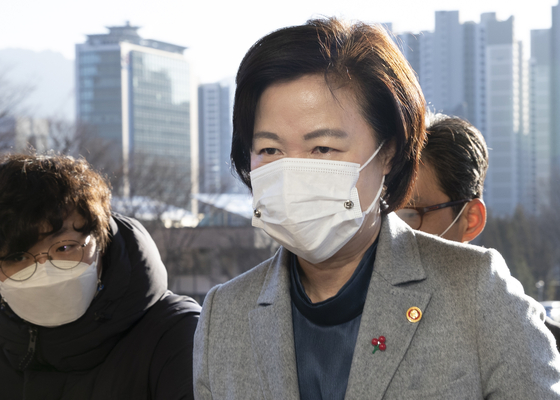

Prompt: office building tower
xmin=400 ymin=12 xmax=466 ymax=116
xmin=517 ymin=43 xmax=533 ymax=213
xmin=552 ymin=4 xmax=560 ymax=173
xmin=527 ymin=29 xmax=553 ymax=212
xmin=76 ymin=23 xmax=195 ymax=197
xmin=418 ymin=30 xmax=435 ymax=112
xmin=198 ymin=80 xmax=241 ymax=194
xmin=430 ymin=11 xmax=465 ymax=117
xmin=479 ymin=13 xmax=521 ymax=216
xmin=463 ymin=21 xmax=484 ymax=126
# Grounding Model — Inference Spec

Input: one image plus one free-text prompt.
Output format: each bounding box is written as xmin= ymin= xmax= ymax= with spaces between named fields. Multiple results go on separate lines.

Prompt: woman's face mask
xmin=251 ymin=143 xmax=385 ymax=263
xmin=0 ymin=211 xmax=102 ymax=326
xmin=0 ymin=256 xmax=100 ymax=327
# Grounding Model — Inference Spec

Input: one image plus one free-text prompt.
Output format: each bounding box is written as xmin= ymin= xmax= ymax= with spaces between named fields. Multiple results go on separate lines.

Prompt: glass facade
xmin=129 ymin=51 xmax=191 ymax=182
xmin=76 ymin=49 xmax=122 ymax=160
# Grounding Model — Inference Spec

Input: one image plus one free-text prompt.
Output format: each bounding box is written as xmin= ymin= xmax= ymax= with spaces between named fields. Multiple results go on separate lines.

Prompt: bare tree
xmin=0 ymin=68 xmax=33 ymax=121
xmin=0 ymin=68 xmax=35 ymax=153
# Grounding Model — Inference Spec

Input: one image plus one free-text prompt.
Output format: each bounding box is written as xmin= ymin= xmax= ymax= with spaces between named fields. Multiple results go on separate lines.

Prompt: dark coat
xmin=0 ymin=213 xmax=200 ymax=400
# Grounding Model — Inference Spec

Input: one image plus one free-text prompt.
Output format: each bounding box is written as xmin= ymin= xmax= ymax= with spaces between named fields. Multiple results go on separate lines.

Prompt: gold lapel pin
xmin=406 ymin=307 xmax=422 ymax=323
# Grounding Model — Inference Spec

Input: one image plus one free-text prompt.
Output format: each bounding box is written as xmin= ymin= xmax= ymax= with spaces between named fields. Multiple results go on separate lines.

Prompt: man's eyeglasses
xmin=395 ymin=199 xmax=470 ymax=230
xmin=0 ymin=235 xmax=91 ymax=281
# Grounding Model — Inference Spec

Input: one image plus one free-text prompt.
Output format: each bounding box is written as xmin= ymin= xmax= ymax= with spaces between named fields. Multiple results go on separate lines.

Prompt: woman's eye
xmin=314 ymin=146 xmax=332 ymax=154
xmin=6 ymin=253 xmax=29 ymax=262
xmin=260 ymin=148 xmax=278 ymax=155
xmin=56 ymin=244 xmax=78 ymax=253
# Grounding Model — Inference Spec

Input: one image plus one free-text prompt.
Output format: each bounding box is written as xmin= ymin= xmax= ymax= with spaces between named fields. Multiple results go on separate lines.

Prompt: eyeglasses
xmin=0 ymin=235 xmax=91 ymax=281
xmin=395 ymin=199 xmax=470 ymax=230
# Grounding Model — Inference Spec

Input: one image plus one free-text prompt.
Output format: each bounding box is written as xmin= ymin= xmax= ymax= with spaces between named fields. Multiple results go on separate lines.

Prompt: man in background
xmin=396 ymin=114 xmax=487 ymax=242
xmin=396 ymin=113 xmax=560 ymax=348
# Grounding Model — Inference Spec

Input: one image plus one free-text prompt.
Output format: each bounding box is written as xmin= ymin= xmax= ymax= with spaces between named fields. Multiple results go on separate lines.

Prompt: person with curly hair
xmin=0 ymin=153 xmax=200 ymax=400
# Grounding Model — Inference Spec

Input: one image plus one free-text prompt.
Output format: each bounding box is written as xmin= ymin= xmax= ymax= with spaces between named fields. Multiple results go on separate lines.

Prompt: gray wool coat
xmin=193 ymin=213 xmax=560 ymax=399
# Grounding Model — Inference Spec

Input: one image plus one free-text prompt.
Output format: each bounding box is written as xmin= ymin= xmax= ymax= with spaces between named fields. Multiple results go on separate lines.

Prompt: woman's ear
xmin=461 ymin=198 xmax=487 ymax=243
xmin=382 ymin=139 xmax=396 ymax=176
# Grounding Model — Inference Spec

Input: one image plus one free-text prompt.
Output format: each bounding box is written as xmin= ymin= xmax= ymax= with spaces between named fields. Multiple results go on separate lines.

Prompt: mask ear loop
xmin=358 ymin=140 xmax=387 ymax=216
xmin=439 ymin=202 xmax=469 ymax=238
xmin=365 ymin=176 xmax=385 ymax=214
xmin=358 ymin=140 xmax=386 ymax=173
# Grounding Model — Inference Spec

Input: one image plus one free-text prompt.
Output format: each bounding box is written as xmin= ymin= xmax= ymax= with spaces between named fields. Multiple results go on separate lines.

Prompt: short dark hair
xmin=0 ymin=154 xmax=112 ymax=255
xmin=422 ymin=114 xmax=488 ymax=214
xmin=231 ymin=17 xmax=426 ymax=214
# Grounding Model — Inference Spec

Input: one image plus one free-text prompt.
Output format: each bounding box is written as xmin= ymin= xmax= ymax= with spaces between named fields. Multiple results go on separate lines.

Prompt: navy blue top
xmin=290 ymin=240 xmax=378 ymax=400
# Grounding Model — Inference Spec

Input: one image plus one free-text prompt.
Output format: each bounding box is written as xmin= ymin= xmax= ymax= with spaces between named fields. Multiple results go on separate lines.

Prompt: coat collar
xmin=249 ymin=212 xmax=431 ymax=400
xmin=256 ymin=247 xmax=291 ymax=306
xmin=256 ymin=212 xmax=427 ymax=305
xmin=374 ymin=212 xmax=426 ymax=285
xmin=249 ymin=248 xmax=300 ymax=400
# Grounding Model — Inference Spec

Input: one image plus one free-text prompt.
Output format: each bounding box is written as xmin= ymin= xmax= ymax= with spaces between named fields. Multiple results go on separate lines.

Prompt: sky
xmin=1 ymin=0 xmax=558 ymax=83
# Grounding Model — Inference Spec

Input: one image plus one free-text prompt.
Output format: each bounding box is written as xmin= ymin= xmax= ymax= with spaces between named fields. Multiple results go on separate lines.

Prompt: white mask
xmin=439 ymin=202 xmax=469 ymax=238
xmin=0 ymin=257 xmax=100 ymax=327
xmin=250 ymin=142 xmax=385 ymax=264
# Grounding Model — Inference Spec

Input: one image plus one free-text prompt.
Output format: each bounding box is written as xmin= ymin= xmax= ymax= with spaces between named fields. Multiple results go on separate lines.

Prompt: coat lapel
xmin=345 ymin=213 xmax=432 ymax=400
xmin=248 ymin=248 xmax=300 ymax=400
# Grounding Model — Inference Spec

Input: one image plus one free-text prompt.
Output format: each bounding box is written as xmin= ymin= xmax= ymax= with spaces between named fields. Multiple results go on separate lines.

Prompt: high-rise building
xmin=463 ymin=21 xmax=483 ymax=126
xmin=527 ymin=29 xmax=553 ymax=212
xmin=431 ymin=11 xmax=466 ymax=117
xmin=418 ymin=30 xmax=435 ymax=111
xmin=552 ymin=4 xmax=560 ymax=174
xmin=480 ymin=14 xmax=521 ymax=216
xmin=76 ymin=23 xmax=195 ymax=197
xmin=198 ymin=80 xmax=242 ymax=194
xmin=398 ymin=12 xmax=466 ymax=118
xmin=517 ymin=41 xmax=533 ymax=213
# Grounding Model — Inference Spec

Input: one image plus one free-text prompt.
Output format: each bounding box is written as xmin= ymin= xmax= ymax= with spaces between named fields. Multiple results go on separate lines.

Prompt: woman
xmin=0 ymin=154 xmax=200 ymax=399
xmin=193 ymin=18 xmax=560 ymax=399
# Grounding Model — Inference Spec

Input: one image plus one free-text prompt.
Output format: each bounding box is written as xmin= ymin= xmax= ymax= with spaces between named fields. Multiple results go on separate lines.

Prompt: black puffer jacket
xmin=0 ymin=213 xmax=200 ymax=399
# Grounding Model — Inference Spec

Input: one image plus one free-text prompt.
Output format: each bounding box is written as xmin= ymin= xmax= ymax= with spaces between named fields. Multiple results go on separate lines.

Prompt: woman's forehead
xmin=36 ymin=211 xmax=87 ymax=241
xmin=254 ymin=75 xmax=372 ymax=142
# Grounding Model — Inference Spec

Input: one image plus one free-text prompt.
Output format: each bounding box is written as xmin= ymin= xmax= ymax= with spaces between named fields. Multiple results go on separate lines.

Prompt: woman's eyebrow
xmin=303 ymin=129 xmax=348 ymax=140
xmin=50 ymin=227 xmax=74 ymax=239
xmin=253 ymin=131 xmax=282 ymax=141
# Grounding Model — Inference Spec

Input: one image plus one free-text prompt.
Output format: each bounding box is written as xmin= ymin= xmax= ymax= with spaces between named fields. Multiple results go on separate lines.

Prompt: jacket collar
xmin=256 ymin=212 xmax=426 ymax=306
xmin=374 ymin=212 xmax=426 ymax=285
xmin=256 ymin=247 xmax=291 ymax=306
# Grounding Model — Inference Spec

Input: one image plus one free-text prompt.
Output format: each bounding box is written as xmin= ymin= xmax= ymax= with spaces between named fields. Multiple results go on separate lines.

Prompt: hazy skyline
xmin=1 ymin=0 xmax=558 ymax=83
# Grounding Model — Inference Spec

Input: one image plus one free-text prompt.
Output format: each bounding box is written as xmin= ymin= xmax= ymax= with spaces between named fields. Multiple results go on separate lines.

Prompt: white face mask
xmin=0 ymin=256 xmax=100 ymax=327
xmin=250 ymin=142 xmax=385 ymax=264
xmin=438 ymin=202 xmax=469 ymax=238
